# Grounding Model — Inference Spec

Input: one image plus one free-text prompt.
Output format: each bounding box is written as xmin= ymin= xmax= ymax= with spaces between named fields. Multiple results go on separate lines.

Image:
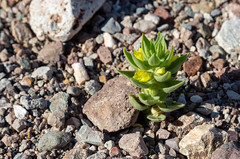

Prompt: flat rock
xmin=38 ymin=41 xmax=63 ymax=64
xmin=38 ymin=131 xmax=71 ymax=151
xmin=119 ymin=133 xmax=148 ymax=157
xmin=212 ymin=142 xmax=240 ymax=159
xmin=47 ymin=110 xmax=65 ymax=129
xmin=103 ymin=32 xmax=116 ymax=48
xmin=113 ymin=33 xmax=139 ymax=45
xmin=32 ymin=66 xmax=53 ymax=80
xmin=179 ymin=124 xmax=228 ymax=159
xmin=83 ymin=76 xmax=139 ymax=132
xmin=76 ymin=125 xmax=104 ymax=146
xmin=29 ymin=0 xmax=105 ymax=41
xmin=0 ymin=78 xmax=10 ymax=92
xmin=168 ymin=112 xmax=207 ymax=138
xmin=215 ymin=19 xmax=240 ymax=53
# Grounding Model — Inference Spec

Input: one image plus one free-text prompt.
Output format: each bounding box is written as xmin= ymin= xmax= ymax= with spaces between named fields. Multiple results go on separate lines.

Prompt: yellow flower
xmin=156 ymin=67 xmax=166 ymax=75
xmin=134 ymin=48 xmax=144 ymax=61
xmin=133 ymin=69 xmax=151 ymax=82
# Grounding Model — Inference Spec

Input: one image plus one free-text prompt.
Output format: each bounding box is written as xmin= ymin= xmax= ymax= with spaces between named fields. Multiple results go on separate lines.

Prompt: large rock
xmin=215 ymin=19 xmax=240 ymax=53
xmin=179 ymin=124 xmax=228 ymax=159
xmin=83 ymin=76 xmax=139 ymax=132
xmin=212 ymin=142 xmax=240 ymax=159
xmin=119 ymin=133 xmax=148 ymax=157
xmin=29 ymin=0 xmax=106 ymax=41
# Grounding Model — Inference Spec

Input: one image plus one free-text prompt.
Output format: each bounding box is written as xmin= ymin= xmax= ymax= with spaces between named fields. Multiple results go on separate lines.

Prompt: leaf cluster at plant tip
xmin=118 ymin=32 xmax=189 ymax=122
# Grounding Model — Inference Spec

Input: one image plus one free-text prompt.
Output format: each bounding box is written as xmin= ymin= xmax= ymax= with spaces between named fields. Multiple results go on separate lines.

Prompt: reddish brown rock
xmin=65 ymin=117 xmax=81 ymax=128
xmin=82 ymin=38 xmax=96 ymax=53
xmin=212 ymin=58 xmax=226 ymax=70
xmin=183 ymin=55 xmax=203 ymax=76
xmin=109 ymin=147 xmax=121 ymax=157
xmin=97 ymin=46 xmax=113 ymax=64
xmin=154 ymin=6 xmax=171 ymax=20
xmin=119 ymin=133 xmax=148 ymax=157
xmin=212 ymin=142 xmax=240 ymax=159
xmin=83 ymin=76 xmax=139 ymax=132
xmin=47 ymin=110 xmax=65 ymax=130
xmin=38 ymin=41 xmax=63 ymax=64
xmin=63 ymin=142 xmax=90 ymax=159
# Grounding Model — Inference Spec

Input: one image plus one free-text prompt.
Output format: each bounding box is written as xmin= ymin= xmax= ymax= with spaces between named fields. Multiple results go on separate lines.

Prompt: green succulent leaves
xmin=118 ymin=32 xmax=189 ymax=122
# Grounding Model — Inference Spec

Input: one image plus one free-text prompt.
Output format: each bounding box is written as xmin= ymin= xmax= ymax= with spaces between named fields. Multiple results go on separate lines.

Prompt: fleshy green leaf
xmin=129 ymin=95 xmax=148 ymax=111
xmin=148 ymin=54 xmax=161 ymax=66
xmin=141 ymin=34 xmax=151 ymax=59
xmin=162 ymin=80 xmax=185 ymax=93
xmin=157 ymin=100 xmax=185 ymax=112
xmin=117 ymin=70 xmax=135 ymax=79
xmin=147 ymin=114 xmax=166 ymax=122
xmin=159 ymin=46 xmax=174 ymax=67
xmin=123 ymin=48 xmax=138 ymax=70
xmin=138 ymin=93 xmax=159 ymax=105
xmin=154 ymin=71 xmax=171 ymax=82
xmin=167 ymin=53 xmax=190 ymax=74
xmin=130 ymin=78 xmax=153 ymax=88
xmin=131 ymin=53 xmax=152 ymax=70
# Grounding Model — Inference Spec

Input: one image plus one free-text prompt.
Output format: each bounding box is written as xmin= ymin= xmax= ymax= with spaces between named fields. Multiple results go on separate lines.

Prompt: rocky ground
xmin=0 ymin=0 xmax=240 ymax=158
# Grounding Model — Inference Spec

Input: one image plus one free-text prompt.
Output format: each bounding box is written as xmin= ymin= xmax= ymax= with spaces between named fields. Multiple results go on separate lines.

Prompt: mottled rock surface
xmin=83 ymin=76 xmax=139 ymax=132
xmin=29 ymin=0 xmax=106 ymax=41
xmin=179 ymin=124 xmax=229 ymax=159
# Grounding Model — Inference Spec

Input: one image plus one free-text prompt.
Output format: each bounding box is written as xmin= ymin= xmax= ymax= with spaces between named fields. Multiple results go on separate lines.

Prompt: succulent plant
xmin=118 ymin=32 xmax=189 ymax=122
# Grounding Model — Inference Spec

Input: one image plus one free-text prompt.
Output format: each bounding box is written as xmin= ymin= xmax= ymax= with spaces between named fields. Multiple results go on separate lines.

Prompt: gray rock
xmin=38 ymin=131 xmax=71 ymax=151
xmin=157 ymin=24 xmax=170 ymax=32
xmin=83 ymin=76 xmax=139 ymax=132
xmin=96 ymin=34 xmax=104 ymax=44
xmin=11 ymin=20 xmax=33 ymax=43
xmin=0 ymin=78 xmax=10 ymax=92
xmin=83 ymin=57 xmax=94 ymax=69
xmin=30 ymin=0 xmax=106 ymax=41
xmin=136 ymin=7 xmax=148 ymax=15
xmin=20 ymin=96 xmax=48 ymax=110
xmin=133 ymin=20 xmax=156 ymax=33
xmin=144 ymin=14 xmax=160 ymax=25
xmin=216 ymin=19 xmax=240 ymax=53
xmin=113 ymin=33 xmax=139 ymax=45
xmin=85 ymin=80 xmax=101 ymax=95
xmin=49 ymin=92 xmax=69 ymax=113
xmin=119 ymin=133 xmax=149 ymax=157
xmin=190 ymin=95 xmax=203 ymax=103
xmin=101 ymin=17 xmax=121 ymax=34
xmin=211 ymin=9 xmax=221 ymax=17
xmin=0 ymin=116 xmax=5 ymax=127
xmin=32 ymin=66 xmax=53 ymax=80
xmin=104 ymin=140 xmax=115 ymax=150
xmin=165 ymin=137 xmax=179 ymax=152
xmin=177 ymin=93 xmax=187 ymax=105
xmin=13 ymin=153 xmax=28 ymax=159
xmin=72 ymin=62 xmax=89 ymax=85
xmin=66 ymin=86 xmax=81 ymax=96
xmin=227 ymin=90 xmax=240 ymax=100
xmin=76 ymin=125 xmax=104 ymax=146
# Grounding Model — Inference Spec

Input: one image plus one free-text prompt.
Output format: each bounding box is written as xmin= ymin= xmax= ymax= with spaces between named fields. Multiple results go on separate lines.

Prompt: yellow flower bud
xmin=151 ymin=105 xmax=162 ymax=116
xmin=156 ymin=67 xmax=166 ymax=75
xmin=134 ymin=48 xmax=144 ymax=61
xmin=133 ymin=69 xmax=151 ymax=82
